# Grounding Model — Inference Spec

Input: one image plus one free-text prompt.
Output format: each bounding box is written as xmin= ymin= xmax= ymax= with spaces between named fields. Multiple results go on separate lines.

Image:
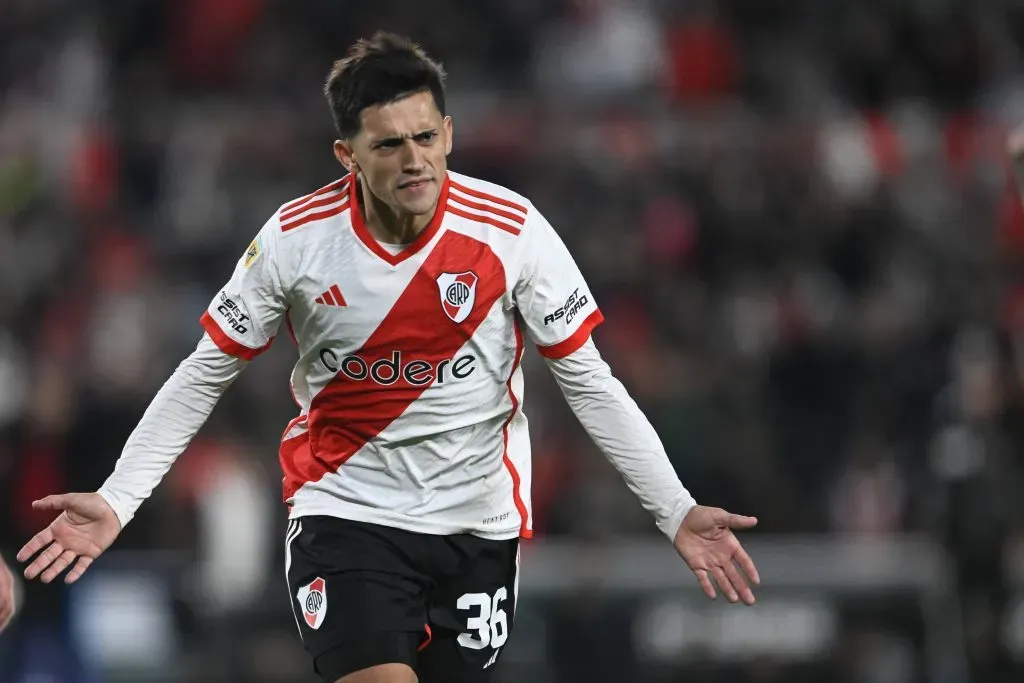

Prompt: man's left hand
xmin=673 ymin=505 xmax=760 ymax=605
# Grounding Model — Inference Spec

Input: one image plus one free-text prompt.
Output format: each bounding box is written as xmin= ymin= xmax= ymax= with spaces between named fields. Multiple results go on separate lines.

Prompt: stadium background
xmin=4 ymin=0 xmax=1024 ymax=681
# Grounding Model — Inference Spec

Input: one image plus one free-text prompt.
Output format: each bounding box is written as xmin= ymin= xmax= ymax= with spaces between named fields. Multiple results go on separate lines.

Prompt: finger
xmin=24 ymin=542 xmax=63 ymax=581
xmin=711 ymin=564 xmax=739 ymax=603
xmin=724 ymin=513 xmax=758 ymax=530
xmin=41 ymin=549 xmax=78 ymax=584
xmin=65 ymin=556 xmax=94 ymax=585
xmin=694 ymin=569 xmax=716 ymax=600
xmin=734 ymin=546 xmax=761 ymax=586
xmin=32 ymin=495 xmax=71 ymax=512
xmin=724 ymin=560 xmax=755 ymax=605
xmin=16 ymin=528 xmax=54 ymax=563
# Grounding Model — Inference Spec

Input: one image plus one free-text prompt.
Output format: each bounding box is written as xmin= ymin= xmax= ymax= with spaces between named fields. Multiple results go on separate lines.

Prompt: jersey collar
xmin=349 ymin=172 xmax=450 ymax=266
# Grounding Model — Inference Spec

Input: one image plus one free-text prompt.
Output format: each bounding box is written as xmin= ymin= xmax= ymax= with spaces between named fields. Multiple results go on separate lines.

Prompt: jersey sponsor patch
xmin=243 ymin=236 xmax=262 ymax=268
xmin=438 ymin=271 xmax=478 ymax=324
xmin=216 ymin=292 xmax=251 ymax=335
xmin=297 ymin=576 xmax=327 ymax=629
xmin=543 ymin=287 xmax=589 ymax=326
xmin=319 ymin=347 xmax=477 ymax=386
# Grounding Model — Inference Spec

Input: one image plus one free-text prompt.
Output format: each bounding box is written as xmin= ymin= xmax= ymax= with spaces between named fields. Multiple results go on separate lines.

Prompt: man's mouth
xmin=398 ymin=178 xmax=431 ymax=190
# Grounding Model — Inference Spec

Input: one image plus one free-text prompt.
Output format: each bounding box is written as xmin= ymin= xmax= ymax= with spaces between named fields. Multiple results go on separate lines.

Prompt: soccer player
xmin=17 ymin=32 xmax=760 ymax=683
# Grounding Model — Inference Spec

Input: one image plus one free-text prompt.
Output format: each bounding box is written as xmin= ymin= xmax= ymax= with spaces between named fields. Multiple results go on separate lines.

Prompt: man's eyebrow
xmin=371 ymin=129 xmax=437 ymax=146
xmin=372 ymin=134 xmax=404 ymax=146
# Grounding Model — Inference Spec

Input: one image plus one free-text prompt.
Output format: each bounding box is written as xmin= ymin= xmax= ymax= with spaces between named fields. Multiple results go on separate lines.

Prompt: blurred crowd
xmin=4 ymin=0 xmax=1024 ymax=681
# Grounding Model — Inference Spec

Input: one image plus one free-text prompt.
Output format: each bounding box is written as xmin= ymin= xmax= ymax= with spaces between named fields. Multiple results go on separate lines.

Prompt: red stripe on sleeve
xmin=448 ymin=191 xmax=526 ymax=225
xmin=449 ymin=179 xmax=528 ymax=215
xmin=447 ymin=205 xmax=521 ymax=236
xmin=280 ymin=189 xmax=348 ymax=222
xmin=535 ymin=309 xmax=605 ymax=359
xmin=200 ymin=311 xmax=273 ymax=361
xmin=281 ymin=177 xmax=349 ymax=214
xmin=281 ymin=200 xmax=350 ymax=232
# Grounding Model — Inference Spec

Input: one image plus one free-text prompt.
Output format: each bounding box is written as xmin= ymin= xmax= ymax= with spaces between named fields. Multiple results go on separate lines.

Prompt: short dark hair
xmin=324 ymin=32 xmax=447 ymax=140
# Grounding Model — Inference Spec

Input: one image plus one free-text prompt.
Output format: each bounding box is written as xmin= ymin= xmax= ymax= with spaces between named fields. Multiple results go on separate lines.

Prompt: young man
xmin=17 ymin=32 xmax=760 ymax=683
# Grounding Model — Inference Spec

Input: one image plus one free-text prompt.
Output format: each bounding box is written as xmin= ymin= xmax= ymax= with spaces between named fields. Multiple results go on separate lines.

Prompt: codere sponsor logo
xmin=319 ymin=349 xmax=477 ymax=386
xmin=543 ymin=288 xmax=589 ymax=326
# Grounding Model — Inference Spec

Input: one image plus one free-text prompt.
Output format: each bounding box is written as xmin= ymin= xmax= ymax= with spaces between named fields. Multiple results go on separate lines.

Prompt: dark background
xmin=4 ymin=0 xmax=1024 ymax=681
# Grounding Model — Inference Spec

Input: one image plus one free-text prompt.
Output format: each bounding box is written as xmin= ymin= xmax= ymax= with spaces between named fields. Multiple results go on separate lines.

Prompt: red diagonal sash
xmin=281 ymin=230 xmax=507 ymax=499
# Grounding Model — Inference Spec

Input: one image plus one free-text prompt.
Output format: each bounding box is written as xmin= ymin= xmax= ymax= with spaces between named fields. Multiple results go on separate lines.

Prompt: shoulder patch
xmin=243 ymin=236 xmax=262 ymax=268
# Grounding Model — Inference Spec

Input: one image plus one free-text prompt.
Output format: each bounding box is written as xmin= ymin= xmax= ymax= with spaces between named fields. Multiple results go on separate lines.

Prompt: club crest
xmin=437 ymin=272 xmax=478 ymax=323
xmin=296 ymin=576 xmax=327 ymax=630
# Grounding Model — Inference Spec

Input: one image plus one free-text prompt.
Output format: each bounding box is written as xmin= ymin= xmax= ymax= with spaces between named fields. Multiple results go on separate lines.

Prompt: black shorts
xmin=285 ymin=516 xmax=520 ymax=683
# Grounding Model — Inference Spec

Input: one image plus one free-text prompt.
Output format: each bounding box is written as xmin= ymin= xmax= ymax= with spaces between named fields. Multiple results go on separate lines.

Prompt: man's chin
xmin=396 ymin=193 xmax=439 ymax=217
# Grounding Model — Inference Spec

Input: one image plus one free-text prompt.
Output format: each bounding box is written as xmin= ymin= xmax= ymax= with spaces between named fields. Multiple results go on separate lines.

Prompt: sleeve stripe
xmin=280 ymin=188 xmax=348 ymax=222
xmin=281 ymin=200 xmax=350 ymax=232
xmin=448 ymin=191 xmax=527 ymax=225
xmin=281 ymin=177 xmax=348 ymax=213
xmin=448 ymin=179 xmax=528 ymax=215
xmin=200 ymin=311 xmax=273 ymax=361
xmin=536 ymin=309 xmax=605 ymax=359
xmin=447 ymin=205 xmax=522 ymax=236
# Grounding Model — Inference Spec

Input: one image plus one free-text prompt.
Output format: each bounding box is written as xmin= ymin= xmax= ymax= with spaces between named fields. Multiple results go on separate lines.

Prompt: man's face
xmin=336 ymin=90 xmax=452 ymax=218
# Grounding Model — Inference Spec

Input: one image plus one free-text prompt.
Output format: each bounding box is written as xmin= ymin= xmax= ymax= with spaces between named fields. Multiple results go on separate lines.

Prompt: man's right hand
xmin=17 ymin=493 xmax=122 ymax=585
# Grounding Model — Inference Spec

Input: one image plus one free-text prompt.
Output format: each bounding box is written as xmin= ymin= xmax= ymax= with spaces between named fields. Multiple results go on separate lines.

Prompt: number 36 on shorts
xmin=457 ymin=587 xmax=509 ymax=650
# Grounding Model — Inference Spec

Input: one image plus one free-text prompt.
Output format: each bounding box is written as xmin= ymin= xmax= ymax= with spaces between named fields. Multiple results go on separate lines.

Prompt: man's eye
xmin=415 ymin=132 xmax=437 ymax=142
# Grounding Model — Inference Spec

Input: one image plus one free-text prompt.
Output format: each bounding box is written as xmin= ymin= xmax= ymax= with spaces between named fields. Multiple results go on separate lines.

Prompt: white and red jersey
xmin=199 ymin=171 xmax=603 ymax=540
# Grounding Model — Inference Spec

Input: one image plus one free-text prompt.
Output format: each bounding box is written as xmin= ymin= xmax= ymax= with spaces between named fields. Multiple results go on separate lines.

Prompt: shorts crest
xmin=297 ymin=576 xmax=327 ymax=629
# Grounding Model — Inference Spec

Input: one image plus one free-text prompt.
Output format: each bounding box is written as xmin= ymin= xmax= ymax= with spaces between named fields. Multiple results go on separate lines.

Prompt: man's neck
xmin=359 ymin=179 xmax=435 ymax=245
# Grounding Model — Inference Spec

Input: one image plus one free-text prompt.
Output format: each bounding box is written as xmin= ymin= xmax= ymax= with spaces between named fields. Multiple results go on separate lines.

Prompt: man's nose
xmin=400 ymin=139 xmax=425 ymax=171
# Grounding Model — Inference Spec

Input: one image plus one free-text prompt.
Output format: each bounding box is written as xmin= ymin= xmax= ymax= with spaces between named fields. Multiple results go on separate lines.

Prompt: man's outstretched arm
xmin=506 ymin=198 xmax=760 ymax=603
xmin=543 ymin=339 xmax=697 ymax=539
xmin=19 ymin=214 xmax=287 ymax=585
xmin=17 ymin=335 xmax=245 ymax=584
xmin=97 ymin=334 xmax=245 ymax=527
xmin=544 ymin=338 xmax=761 ymax=605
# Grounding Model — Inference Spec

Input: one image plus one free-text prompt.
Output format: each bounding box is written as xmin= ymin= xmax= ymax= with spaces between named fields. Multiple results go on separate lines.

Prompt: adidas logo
xmin=315 ymin=284 xmax=347 ymax=307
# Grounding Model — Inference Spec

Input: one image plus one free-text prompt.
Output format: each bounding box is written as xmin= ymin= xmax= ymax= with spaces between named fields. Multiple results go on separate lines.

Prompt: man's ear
xmin=334 ymin=140 xmax=358 ymax=173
